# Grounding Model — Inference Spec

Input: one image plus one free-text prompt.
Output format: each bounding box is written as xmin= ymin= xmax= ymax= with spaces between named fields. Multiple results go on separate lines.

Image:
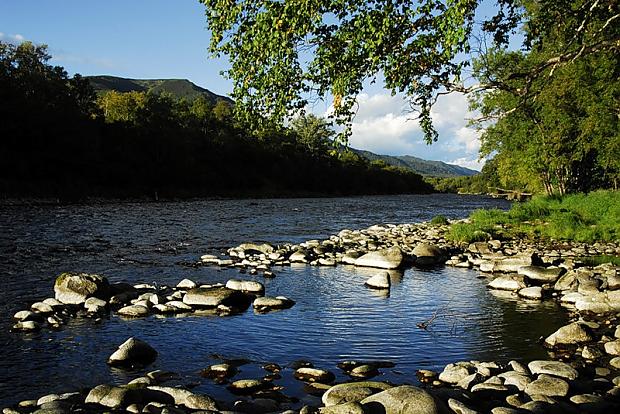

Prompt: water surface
xmin=0 ymin=195 xmax=566 ymax=407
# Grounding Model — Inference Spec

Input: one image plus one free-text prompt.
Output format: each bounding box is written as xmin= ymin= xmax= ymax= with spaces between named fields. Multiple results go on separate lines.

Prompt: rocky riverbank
xmin=5 ymin=220 xmax=620 ymax=413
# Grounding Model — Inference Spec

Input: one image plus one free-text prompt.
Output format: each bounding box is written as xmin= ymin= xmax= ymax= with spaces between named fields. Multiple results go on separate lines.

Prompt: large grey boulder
xmin=544 ymin=322 xmax=593 ymax=347
xmin=54 ymin=272 xmax=110 ymax=304
xmin=412 ymin=243 xmax=445 ymax=266
xmin=322 ymin=382 xmax=392 ymax=407
xmin=237 ymin=242 xmax=275 ymax=255
xmin=361 ymin=385 xmax=450 ymax=414
xmin=518 ymin=266 xmax=564 ymax=283
xmin=485 ymin=255 xmax=536 ymax=273
xmin=146 ymin=386 xmax=217 ymax=410
xmin=107 ymin=337 xmax=158 ymax=367
xmin=85 ymin=385 xmax=137 ymax=409
xmin=182 ymin=287 xmax=251 ymax=308
xmin=355 ymin=247 xmax=404 ymax=269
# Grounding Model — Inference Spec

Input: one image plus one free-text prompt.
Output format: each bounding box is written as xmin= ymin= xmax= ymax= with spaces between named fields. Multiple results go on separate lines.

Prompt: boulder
xmin=524 ymin=374 xmax=569 ymax=397
xmin=528 ymin=360 xmax=578 ymax=380
xmin=488 ymin=275 xmax=526 ymax=291
xmin=117 ymin=304 xmax=149 ymax=317
xmin=237 ymin=242 xmax=274 ymax=255
xmin=85 ymin=385 xmax=137 ymax=409
xmin=491 ymin=255 xmax=536 ymax=273
xmin=147 ymin=386 xmax=217 ymax=410
xmin=253 ymin=296 xmax=295 ymax=312
xmin=554 ymin=271 xmax=578 ymax=291
xmin=604 ymin=340 xmax=620 ymax=356
xmin=574 ymin=293 xmax=613 ymax=313
xmin=227 ymin=379 xmax=267 ymax=394
xmin=295 ymin=367 xmax=335 ymax=383
xmin=225 ymin=279 xmax=265 ymax=295
xmin=182 ymin=287 xmax=251 ymax=308
xmin=544 ymin=322 xmax=593 ymax=347
xmin=176 ymin=279 xmax=197 ymax=289
xmin=107 ymin=337 xmax=158 ymax=367
xmin=361 ymin=385 xmax=450 ymax=414
xmin=439 ymin=364 xmax=473 ymax=384
xmin=518 ymin=266 xmax=563 ymax=283
xmin=355 ymin=247 xmax=404 ymax=269
xmin=322 ymin=382 xmax=392 ymax=407
xmin=320 ymin=402 xmax=366 ymax=414
xmin=518 ymin=286 xmax=543 ymax=300
xmin=412 ymin=243 xmax=445 ymax=266
xmin=365 ymin=272 xmax=391 ymax=289
xmin=54 ymin=272 xmax=110 ymax=304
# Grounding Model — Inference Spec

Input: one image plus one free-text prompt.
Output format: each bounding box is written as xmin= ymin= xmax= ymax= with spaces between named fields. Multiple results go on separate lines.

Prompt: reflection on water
xmin=0 ymin=195 xmax=567 ymax=407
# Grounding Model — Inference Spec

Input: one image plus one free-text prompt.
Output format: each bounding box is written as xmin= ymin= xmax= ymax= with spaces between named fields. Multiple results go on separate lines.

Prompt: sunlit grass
xmin=446 ymin=190 xmax=620 ymax=244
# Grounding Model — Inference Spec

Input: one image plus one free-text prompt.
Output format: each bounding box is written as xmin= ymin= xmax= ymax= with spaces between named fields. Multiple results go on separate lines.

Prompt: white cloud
xmin=325 ymin=90 xmax=483 ymax=170
xmin=0 ymin=32 xmax=27 ymax=44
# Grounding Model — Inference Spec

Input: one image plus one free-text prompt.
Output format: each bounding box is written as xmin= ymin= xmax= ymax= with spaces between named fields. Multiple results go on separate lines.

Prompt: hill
xmin=352 ymin=148 xmax=478 ymax=177
xmin=86 ymin=75 xmax=233 ymax=104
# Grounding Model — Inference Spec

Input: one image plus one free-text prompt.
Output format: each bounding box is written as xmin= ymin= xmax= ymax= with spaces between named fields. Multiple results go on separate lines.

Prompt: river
xmin=0 ymin=194 xmax=567 ymax=407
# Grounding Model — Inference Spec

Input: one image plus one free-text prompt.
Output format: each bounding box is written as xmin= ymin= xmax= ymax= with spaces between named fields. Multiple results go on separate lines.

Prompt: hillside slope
xmin=352 ymin=148 xmax=478 ymax=177
xmin=87 ymin=75 xmax=233 ymax=104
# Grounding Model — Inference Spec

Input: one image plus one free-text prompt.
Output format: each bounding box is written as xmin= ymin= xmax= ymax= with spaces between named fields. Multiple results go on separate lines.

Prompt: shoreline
xmin=5 ymin=220 xmax=620 ymax=413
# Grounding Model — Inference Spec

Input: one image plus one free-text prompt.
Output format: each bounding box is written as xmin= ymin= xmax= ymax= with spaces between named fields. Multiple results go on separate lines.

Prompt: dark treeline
xmin=0 ymin=41 xmax=432 ymax=201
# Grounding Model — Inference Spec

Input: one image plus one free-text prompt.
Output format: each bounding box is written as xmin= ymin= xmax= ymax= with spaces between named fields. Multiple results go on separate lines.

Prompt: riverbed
xmin=0 ymin=195 xmax=567 ymax=407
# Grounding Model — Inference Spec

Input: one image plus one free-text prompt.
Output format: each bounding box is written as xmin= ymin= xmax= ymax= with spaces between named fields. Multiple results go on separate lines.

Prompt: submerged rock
xmin=294 ymin=367 xmax=335 ymax=383
xmin=54 ymin=272 xmax=110 ymax=305
xmin=107 ymin=337 xmax=158 ymax=367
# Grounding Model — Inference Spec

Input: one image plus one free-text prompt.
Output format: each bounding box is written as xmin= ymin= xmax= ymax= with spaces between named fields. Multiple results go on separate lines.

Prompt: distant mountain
xmin=86 ymin=75 xmax=233 ymax=104
xmin=352 ymin=148 xmax=478 ymax=177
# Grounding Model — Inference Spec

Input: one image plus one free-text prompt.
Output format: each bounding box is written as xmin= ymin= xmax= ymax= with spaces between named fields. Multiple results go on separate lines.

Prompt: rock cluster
xmin=11 ymin=273 xmax=295 ymax=333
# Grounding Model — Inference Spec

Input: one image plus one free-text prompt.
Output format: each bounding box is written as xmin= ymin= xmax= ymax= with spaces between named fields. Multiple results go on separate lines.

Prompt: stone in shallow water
xmin=182 ymin=287 xmax=250 ymax=308
xmin=294 ymin=367 xmax=335 ymax=383
xmin=117 ymin=304 xmax=149 ymax=317
xmin=253 ymin=296 xmax=295 ymax=312
xmin=439 ymin=364 xmax=473 ymax=384
xmin=488 ymin=276 xmax=526 ymax=291
xmin=54 ymin=272 xmax=110 ymax=305
xmin=225 ymin=279 xmax=265 ymax=294
xmin=528 ymin=360 xmax=578 ymax=380
xmin=322 ymin=382 xmax=392 ymax=407
xmin=518 ymin=286 xmax=543 ymax=300
xmin=544 ymin=322 xmax=593 ymax=347
xmin=412 ymin=243 xmax=445 ymax=266
xmin=518 ymin=266 xmax=563 ymax=283
xmin=107 ymin=337 xmax=158 ymax=367
xmin=360 ymin=385 xmax=450 ymax=414
xmin=176 ymin=278 xmax=197 ymax=289
xmin=365 ymin=272 xmax=391 ymax=289
xmin=354 ymin=247 xmax=403 ymax=269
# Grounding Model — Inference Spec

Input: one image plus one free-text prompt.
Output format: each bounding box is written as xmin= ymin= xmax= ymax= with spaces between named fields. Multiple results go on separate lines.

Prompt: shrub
xmin=430 ymin=215 xmax=449 ymax=225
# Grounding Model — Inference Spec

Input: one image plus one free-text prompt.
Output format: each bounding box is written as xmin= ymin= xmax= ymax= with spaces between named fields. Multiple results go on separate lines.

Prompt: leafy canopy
xmin=200 ymin=0 xmax=619 ymax=143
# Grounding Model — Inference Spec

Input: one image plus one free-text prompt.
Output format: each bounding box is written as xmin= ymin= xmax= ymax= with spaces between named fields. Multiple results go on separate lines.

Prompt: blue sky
xmin=1 ymin=0 xmax=506 ymax=170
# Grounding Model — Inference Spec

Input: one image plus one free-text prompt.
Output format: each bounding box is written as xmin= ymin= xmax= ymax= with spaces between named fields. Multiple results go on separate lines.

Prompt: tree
xmin=290 ymin=113 xmax=334 ymax=154
xmin=199 ymin=0 xmax=619 ymax=143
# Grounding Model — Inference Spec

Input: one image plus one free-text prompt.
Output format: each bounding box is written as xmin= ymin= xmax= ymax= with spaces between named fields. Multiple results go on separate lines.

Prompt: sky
xmin=1 ymin=0 xmax=497 ymax=171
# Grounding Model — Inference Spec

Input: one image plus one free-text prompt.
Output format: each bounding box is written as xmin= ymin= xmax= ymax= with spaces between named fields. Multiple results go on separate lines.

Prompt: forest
xmin=0 ymin=41 xmax=432 ymax=200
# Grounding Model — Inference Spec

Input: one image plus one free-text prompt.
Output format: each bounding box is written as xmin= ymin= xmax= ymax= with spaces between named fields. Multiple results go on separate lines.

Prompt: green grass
xmin=447 ymin=190 xmax=620 ymax=244
xmin=430 ymin=214 xmax=449 ymax=225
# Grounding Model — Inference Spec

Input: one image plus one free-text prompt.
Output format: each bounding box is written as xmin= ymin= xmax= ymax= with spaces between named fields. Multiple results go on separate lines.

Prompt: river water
xmin=0 ymin=195 xmax=567 ymax=407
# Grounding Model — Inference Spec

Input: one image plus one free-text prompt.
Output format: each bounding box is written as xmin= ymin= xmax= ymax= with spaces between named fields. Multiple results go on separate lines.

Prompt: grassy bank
xmin=447 ymin=190 xmax=620 ymax=244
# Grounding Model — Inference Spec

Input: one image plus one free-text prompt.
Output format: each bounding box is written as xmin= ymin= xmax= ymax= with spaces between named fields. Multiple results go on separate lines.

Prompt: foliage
xmin=199 ymin=0 xmax=619 ymax=144
xmin=0 ymin=40 xmax=433 ymax=199
xmin=430 ymin=215 xmax=449 ymax=225
xmin=447 ymin=190 xmax=620 ymax=243
xmin=469 ymin=0 xmax=620 ymax=194
xmin=427 ymin=157 xmax=501 ymax=193
xmin=290 ymin=113 xmax=334 ymax=155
